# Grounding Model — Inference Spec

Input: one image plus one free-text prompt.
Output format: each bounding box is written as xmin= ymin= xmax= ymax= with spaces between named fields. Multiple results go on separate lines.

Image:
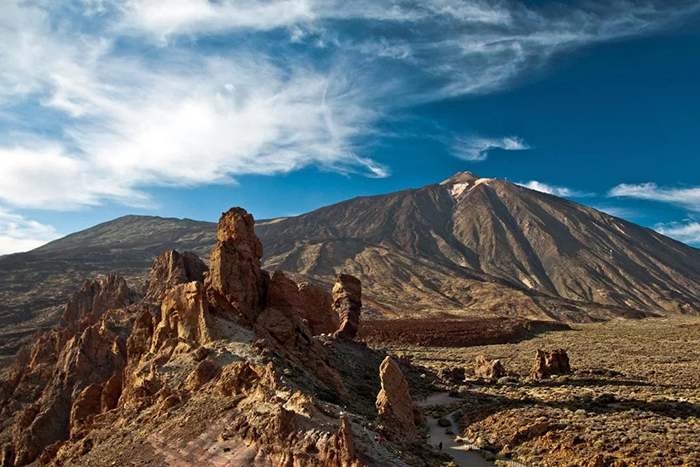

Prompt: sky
xmin=0 ymin=0 xmax=699 ymax=254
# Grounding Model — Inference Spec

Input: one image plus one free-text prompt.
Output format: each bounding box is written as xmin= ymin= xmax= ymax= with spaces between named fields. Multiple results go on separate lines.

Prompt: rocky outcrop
xmin=61 ymin=273 xmax=136 ymax=330
xmin=531 ymin=349 xmax=571 ymax=380
xmin=265 ymin=272 xmax=339 ymax=336
xmin=206 ymin=207 xmax=267 ymax=323
xmin=69 ymin=384 xmax=103 ymax=439
xmin=0 ymin=206 xmax=413 ymax=467
xmin=375 ymin=356 xmax=417 ymax=442
xmin=332 ymin=275 xmax=362 ymax=340
xmin=100 ymin=374 xmax=121 ymax=412
xmin=151 ymin=282 xmax=215 ymax=354
xmin=145 ymin=250 xmax=208 ymax=303
xmin=474 ymin=355 xmax=507 ymax=380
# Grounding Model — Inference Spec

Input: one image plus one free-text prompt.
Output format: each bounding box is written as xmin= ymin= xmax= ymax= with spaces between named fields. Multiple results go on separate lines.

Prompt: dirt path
xmin=419 ymin=393 xmax=493 ymax=467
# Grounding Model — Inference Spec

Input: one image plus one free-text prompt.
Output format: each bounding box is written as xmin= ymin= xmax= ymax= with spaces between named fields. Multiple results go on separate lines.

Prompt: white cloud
xmin=655 ymin=221 xmax=700 ymax=245
xmin=518 ymin=180 xmax=593 ymax=198
xmin=608 ymin=183 xmax=700 ymax=211
xmin=453 ymin=136 xmax=529 ymax=161
xmin=0 ymin=0 xmax=697 ymax=219
xmin=590 ymin=205 xmax=638 ymax=219
xmin=0 ymin=208 xmax=60 ymax=255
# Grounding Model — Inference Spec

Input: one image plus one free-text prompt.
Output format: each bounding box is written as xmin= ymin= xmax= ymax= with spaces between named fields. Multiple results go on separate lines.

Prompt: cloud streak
xmin=655 ymin=221 xmax=700 ymax=245
xmin=518 ymin=180 xmax=593 ymax=198
xmin=608 ymin=183 xmax=700 ymax=212
xmin=453 ymin=136 xmax=530 ymax=161
xmin=0 ymin=208 xmax=59 ymax=255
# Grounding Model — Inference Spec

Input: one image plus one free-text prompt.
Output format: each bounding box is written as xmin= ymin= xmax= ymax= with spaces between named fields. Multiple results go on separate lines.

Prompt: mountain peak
xmin=440 ymin=171 xmax=480 ymax=186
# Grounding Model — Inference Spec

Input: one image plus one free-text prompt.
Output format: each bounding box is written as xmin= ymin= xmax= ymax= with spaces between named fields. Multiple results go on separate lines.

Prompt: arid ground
xmin=366 ymin=316 xmax=700 ymax=466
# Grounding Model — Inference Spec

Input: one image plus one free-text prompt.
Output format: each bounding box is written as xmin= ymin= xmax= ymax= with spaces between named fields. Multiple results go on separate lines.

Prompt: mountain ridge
xmin=1 ymin=172 xmax=699 ymax=364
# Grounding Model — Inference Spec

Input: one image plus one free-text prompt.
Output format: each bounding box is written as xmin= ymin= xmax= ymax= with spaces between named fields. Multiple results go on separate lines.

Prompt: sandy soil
xmin=386 ymin=316 xmax=700 ymax=466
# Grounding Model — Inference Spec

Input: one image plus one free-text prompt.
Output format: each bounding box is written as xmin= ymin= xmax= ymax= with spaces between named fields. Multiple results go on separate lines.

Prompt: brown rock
xmin=100 ymin=373 xmax=122 ymax=412
xmin=69 ymin=384 xmax=103 ymax=438
xmin=1 ymin=444 xmax=14 ymax=467
xmin=375 ymin=356 xmax=417 ymax=442
xmin=151 ymin=282 xmax=215 ymax=354
xmin=218 ymin=361 xmax=281 ymax=397
xmin=62 ymin=273 xmax=135 ymax=329
xmin=184 ymin=359 xmax=221 ymax=391
xmin=145 ymin=250 xmax=208 ymax=303
xmin=330 ymin=416 xmax=360 ymax=467
xmin=332 ymin=274 xmax=362 ymax=340
xmin=531 ymin=349 xmax=570 ymax=379
xmin=440 ymin=366 xmax=466 ymax=384
xmin=265 ymin=271 xmax=339 ymax=336
xmin=206 ymin=207 xmax=266 ymax=322
xmin=297 ymin=282 xmax=339 ymax=335
xmin=474 ymin=355 xmax=507 ymax=380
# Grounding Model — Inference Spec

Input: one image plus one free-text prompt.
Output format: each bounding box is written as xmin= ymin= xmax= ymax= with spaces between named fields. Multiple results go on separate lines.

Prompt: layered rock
xmin=332 ymin=275 xmax=362 ymax=340
xmin=531 ymin=349 xmax=571 ymax=379
xmin=145 ymin=250 xmax=208 ymax=303
xmin=375 ymin=356 xmax=417 ymax=442
xmin=206 ymin=207 xmax=267 ymax=323
xmin=474 ymin=355 xmax=507 ymax=380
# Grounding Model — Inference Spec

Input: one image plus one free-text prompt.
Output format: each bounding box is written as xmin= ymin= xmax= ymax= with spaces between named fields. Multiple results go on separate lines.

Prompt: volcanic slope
xmin=3 ymin=172 xmax=700 ymax=343
xmin=255 ymin=172 xmax=700 ymax=320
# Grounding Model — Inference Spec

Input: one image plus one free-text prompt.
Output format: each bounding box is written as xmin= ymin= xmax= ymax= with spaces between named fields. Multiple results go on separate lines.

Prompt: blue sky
xmin=1 ymin=0 xmax=699 ymax=254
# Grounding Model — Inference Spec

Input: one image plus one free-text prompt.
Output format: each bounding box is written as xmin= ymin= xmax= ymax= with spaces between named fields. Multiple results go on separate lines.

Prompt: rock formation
xmin=205 ymin=207 xmax=267 ymax=323
xmin=145 ymin=249 xmax=208 ymax=303
xmin=531 ymin=349 xmax=571 ymax=379
xmin=332 ymin=274 xmax=362 ymax=340
xmin=375 ymin=356 xmax=417 ymax=442
xmin=61 ymin=273 xmax=136 ymax=330
xmin=0 ymin=207 xmax=427 ymax=467
xmin=151 ymin=282 xmax=215 ymax=354
xmin=265 ymin=271 xmax=339 ymax=335
xmin=474 ymin=355 xmax=507 ymax=380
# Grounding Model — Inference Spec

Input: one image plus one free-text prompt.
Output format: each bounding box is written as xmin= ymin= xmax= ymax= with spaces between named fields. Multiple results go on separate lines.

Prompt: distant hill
xmin=2 ymin=172 xmax=700 ymax=361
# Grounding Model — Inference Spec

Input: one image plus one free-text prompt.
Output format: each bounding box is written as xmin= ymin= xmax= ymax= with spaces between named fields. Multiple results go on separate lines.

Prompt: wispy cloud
xmin=453 ymin=136 xmax=529 ymax=161
xmin=608 ymin=183 xmax=700 ymax=211
xmin=1 ymin=0 xmax=699 ymax=253
xmin=655 ymin=221 xmax=700 ymax=245
xmin=518 ymin=180 xmax=593 ymax=198
xmin=0 ymin=208 xmax=59 ymax=255
xmin=590 ymin=205 xmax=638 ymax=220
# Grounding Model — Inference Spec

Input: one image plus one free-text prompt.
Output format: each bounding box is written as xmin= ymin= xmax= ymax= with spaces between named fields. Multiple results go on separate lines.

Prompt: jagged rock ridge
xmin=0 ymin=207 xmax=421 ymax=467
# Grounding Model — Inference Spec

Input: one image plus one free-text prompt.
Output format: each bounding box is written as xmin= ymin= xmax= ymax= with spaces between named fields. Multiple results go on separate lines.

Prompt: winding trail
xmin=419 ymin=393 xmax=493 ymax=467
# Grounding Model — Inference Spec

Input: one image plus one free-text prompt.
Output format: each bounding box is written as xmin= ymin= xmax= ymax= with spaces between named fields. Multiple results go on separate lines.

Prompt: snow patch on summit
xmin=450 ymin=182 xmax=470 ymax=197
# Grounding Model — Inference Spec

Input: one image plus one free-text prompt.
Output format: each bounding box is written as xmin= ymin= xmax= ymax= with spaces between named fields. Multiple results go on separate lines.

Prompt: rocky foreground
xmin=0 ymin=208 xmax=441 ymax=467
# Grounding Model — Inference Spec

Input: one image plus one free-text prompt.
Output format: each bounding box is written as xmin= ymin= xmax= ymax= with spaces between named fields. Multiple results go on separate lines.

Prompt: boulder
xmin=332 ymin=274 xmax=362 ymax=340
xmin=474 ymin=355 xmax=507 ymax=380
xmin=375 ymin=356 xmax=417 ymax=442
xmin=531 ymin=349 xmax=570 ymax=379
xmin=145 ymin=250 xmax=208 ymax=303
